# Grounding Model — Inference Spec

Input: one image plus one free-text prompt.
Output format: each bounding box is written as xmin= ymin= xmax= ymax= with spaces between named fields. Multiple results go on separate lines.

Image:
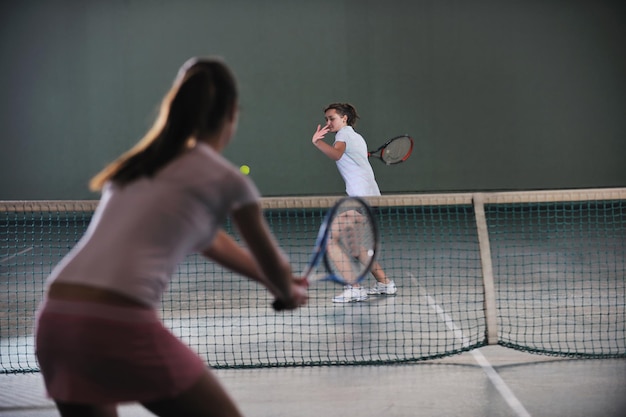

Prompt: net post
xmin=473 ymin=193 xmax=499 ymax=345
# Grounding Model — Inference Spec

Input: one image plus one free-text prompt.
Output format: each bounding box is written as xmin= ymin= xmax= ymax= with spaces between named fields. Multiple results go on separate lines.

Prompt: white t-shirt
xmin=334 ymin=126 xmax=381 ymax=197
xmin=47 ymin=143 xmax=260 ymax=308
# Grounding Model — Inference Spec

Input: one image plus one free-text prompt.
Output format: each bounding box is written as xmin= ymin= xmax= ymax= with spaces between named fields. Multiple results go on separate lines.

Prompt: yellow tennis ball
xmin=240 ymin=165 xmax=250 ymax=175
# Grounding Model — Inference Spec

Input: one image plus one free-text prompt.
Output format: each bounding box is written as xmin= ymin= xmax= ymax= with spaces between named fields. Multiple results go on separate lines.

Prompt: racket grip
xmin=272 ymin=299 xmax=285 ymax=311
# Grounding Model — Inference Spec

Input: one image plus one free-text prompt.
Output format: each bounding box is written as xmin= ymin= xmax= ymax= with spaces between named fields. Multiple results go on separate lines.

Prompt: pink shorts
xmin=35 ymin=298 xmax=206 ymax=405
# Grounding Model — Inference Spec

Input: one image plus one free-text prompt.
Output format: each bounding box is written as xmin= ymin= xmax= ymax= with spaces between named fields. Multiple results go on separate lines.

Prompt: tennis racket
xmin=273 ymin=196 xmax=379 ymax=310
xmin=368 ymin=134 xmax=414 ymax=165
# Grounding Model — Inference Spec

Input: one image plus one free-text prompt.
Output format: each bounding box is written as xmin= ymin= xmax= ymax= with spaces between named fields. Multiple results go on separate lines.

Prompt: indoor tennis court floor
xmin=1 ymin=345 xmax=624 ymax=417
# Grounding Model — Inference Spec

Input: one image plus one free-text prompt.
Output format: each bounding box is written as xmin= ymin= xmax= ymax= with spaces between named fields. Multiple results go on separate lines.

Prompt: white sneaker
xmin=367 ymin=280 xmax=398 ymax=295
xmin=332 ymin=286 xmax=368 ymax=303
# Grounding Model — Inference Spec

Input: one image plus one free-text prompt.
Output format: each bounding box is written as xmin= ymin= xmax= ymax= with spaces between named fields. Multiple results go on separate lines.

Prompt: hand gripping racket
xmin=273 ymin=196 xmax=379 ymax=310
xmin=368 ymin=134 xmax=414 ymax=165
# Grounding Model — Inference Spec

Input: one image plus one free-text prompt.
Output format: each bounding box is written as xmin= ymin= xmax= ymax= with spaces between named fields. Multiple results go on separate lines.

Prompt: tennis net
xmin=1 ymin=188 xmax=625 ymax=373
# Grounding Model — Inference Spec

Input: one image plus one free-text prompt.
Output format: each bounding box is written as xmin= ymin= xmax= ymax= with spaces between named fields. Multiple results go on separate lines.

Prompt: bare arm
xmin=202 ymin=203 xmax=307 ymax=309
xmin=312 ymin=124 xmax=346 ymax=161
xmin=202 ymin=229 xmax=280 ymax=295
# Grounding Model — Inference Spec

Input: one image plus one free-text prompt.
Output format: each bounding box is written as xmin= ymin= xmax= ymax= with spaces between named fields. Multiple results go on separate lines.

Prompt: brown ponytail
xmin=90 ymin=57 xmax=238 ymax=191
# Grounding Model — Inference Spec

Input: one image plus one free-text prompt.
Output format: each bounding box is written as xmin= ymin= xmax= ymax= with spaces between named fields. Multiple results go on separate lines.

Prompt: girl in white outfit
xmin=311 ymin=102 xmax=397 ymax=303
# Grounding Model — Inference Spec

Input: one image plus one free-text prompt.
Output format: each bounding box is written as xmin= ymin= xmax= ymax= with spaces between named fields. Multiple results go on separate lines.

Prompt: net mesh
xmin=1 ymin=189 xmax=625 ymax=373
xmin=484 ymin=196 xmax=626 ymax=357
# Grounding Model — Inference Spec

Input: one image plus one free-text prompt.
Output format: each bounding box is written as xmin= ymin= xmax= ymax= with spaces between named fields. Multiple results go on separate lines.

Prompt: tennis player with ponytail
xmin=35 ymin=57 xmax=308 ymax=417
xmin=312 ymin=102 xmax=397 ymax=303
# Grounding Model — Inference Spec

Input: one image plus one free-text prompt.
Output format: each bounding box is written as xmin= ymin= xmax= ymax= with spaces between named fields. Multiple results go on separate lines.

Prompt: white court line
xmin=409 ymin=273 xmax=532 ymax=417
xmin=0 ymin=247 xmax=34 ymax=263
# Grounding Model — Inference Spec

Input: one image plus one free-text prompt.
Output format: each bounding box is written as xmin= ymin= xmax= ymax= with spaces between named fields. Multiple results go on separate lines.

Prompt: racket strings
xmin=382 ymin=137 xmax=412 ymax=164
xmin=325 ymin=202 xmax=377 ymax=285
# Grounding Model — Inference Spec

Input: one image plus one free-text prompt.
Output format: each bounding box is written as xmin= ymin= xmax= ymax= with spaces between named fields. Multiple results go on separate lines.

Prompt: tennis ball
xmin=239 ymin=165 xmax=250 ymax=175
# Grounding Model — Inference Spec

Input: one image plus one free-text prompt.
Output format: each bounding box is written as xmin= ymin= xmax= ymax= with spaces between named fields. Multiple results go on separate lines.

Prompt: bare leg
xmin=371 ymin=261 xmax=391 ymax=284
xmin=352 ymin=246 xmax=388 ymax=284
xmin=141 ymin=368 xmax=243 ymax=417
xmin=327 ymin=238 xmax=358 ymax=283
xmin=55 ymin=402 xmax=118 ymax=417
xmin=330 ymin=209 xmax=388 ymax=286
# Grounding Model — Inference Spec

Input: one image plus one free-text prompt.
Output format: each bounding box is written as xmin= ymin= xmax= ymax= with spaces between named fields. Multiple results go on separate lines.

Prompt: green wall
xmin=1 ymin=0 xmax=625 ymax=199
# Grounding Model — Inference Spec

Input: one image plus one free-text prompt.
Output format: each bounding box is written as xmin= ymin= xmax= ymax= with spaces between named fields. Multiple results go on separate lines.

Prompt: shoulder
xmin=335 ymin=126 xmax=357 ymax=142
xmin=193 ymin=143 xmax=261 ymax=203
xmin=336 ymin=126 xmax=366 ymax=146
xmin=182 ymin=143 xmax=241 ymax=180
xmin=160 ymin=143 xmax=259 ymax=199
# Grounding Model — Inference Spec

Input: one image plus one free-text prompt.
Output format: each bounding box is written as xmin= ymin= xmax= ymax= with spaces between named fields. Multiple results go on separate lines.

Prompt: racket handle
xmin=272 ymin=299 xmax=285 ymax=311
xmin=272 ymin=276 xmax=310 ymax=311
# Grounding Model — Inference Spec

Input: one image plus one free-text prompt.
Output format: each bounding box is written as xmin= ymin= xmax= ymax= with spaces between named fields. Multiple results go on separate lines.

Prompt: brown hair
xmin=89 ymin=57 xmax=238 ymax=191
xmin=324 ymin=102 xmax=360 ymax=127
